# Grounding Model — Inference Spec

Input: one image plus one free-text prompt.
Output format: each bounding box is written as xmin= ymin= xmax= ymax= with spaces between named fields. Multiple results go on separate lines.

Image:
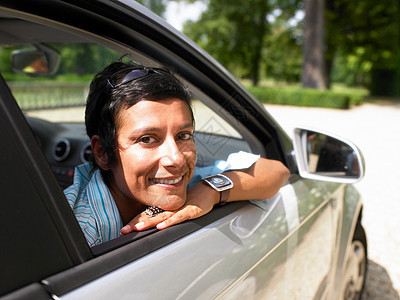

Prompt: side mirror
xmin=11 ymin=43 xmax=60 ymax=77
xmin=293 ymin=128 xmax=365 ymax=183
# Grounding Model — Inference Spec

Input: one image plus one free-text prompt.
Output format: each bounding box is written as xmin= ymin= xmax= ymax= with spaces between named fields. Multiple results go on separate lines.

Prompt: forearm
xmin=221 ymin=157 xmax=290 ymax=203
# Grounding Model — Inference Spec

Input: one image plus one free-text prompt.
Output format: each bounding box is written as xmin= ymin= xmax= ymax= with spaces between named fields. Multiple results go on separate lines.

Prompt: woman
xmin=65 ymin=60 xmax=290 ymax=246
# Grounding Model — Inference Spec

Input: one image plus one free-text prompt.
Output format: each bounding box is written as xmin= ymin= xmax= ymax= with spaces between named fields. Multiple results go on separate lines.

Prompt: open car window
xmin=5 ymin=39 xmax=259 ymax=185
xmin=3 ymin=39 xmax=259 ymax=247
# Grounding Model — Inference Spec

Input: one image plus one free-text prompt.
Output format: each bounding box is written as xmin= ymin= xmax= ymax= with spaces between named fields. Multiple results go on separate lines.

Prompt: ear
xmin=91 ymin=135 xmax=111 ymax=170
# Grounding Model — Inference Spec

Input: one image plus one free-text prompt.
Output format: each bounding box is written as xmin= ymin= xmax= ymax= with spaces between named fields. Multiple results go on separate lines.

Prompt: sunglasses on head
xmin=107 ymin=67 xmax=173 ymax=89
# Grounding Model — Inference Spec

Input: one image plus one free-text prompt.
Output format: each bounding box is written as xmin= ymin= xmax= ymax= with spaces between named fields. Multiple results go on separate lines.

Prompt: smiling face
xmin=107 ymin=98 xmax=196 ymax=218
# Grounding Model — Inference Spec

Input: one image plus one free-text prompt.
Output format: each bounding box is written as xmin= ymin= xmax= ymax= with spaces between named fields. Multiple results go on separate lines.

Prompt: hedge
xmin=245 ymin=86 xmax=366 ymax=109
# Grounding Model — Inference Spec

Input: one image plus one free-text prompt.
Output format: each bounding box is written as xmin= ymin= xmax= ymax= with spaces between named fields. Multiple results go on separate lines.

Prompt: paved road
xmin=266 ymin=102 xmax=400 ymax=299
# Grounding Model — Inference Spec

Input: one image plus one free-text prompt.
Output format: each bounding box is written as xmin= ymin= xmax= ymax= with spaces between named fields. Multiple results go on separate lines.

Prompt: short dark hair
xmin=85 ymin=60 xmax=193 ymax=176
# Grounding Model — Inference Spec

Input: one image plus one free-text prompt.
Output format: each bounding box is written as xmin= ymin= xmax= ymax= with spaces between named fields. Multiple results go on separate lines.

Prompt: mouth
xmin=150 ymin=176 xmax=183 ymax=185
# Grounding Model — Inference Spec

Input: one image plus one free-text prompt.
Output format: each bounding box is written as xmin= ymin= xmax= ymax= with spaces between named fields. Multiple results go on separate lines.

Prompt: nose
xmin=159 ymin=138 xmax=185 ymax=168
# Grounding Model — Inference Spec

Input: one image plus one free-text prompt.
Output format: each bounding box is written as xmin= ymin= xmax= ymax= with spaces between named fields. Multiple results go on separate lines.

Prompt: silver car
xmin=0 ymin=1 xmax=366 ymax=299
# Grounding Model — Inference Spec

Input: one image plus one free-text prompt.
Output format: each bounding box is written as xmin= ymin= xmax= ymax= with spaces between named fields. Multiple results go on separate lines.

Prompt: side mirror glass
xmin=11 ymin=44 xmax=60 ymax=76
xmin=293 ymin=128 xmax=365 ymax=183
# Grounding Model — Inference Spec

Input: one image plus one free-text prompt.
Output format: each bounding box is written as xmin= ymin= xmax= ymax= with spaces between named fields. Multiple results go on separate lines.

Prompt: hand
xmin=120 ymin=182 xmax=219 ymax=235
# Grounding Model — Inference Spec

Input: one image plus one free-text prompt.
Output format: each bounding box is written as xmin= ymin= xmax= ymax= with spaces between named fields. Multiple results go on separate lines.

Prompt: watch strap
xmin=219 ymin=189 xmax=230 ymax=204
xmin=201 ymin=174 xmax=233 ymax=205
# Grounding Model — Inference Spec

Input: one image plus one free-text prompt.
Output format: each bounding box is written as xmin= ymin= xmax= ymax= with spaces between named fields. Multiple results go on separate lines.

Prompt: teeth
xmin=152 ymin=177 xmax=182 ymax=185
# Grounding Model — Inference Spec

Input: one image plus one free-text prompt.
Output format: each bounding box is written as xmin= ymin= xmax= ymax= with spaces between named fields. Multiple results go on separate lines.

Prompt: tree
xmin=263 ymin=11 xmax=303 ymax=82
xmin=55 ymin=44 xmax=118 ymax=76
xmin=184 ymin=0 xmax=273 ymax=86
xmin=144 ymin=0 xmax=399 ymax=95
xmin=323 ymin=0 xmax=399 ymax=95
xmin=301 ymin=0 xmax=326 ymax=89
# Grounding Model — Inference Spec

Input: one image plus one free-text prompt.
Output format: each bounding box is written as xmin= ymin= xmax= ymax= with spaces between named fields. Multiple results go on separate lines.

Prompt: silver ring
xmin=145 ymin=206 xmax=164 ymax=217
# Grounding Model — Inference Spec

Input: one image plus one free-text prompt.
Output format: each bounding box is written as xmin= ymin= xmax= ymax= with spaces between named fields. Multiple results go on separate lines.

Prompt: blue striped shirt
xmin=65 ymin=151 xmax=260 ymax=246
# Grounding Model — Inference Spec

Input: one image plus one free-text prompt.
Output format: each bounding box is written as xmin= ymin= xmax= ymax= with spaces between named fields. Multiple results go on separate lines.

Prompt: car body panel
xmin=58 ymin=179 xmax=361 ymax=299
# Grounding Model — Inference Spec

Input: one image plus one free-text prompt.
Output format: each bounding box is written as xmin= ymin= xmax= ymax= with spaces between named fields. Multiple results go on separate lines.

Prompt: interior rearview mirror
xmin=11 ymin=43 xmax=60 ymax=77
xmin=293 ymin=128 xmax=365 ymax=183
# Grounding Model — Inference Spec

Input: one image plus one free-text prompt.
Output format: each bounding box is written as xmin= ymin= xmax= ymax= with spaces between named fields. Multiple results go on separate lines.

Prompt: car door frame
xmin=0 ymin=73 xmax=92 ymax=299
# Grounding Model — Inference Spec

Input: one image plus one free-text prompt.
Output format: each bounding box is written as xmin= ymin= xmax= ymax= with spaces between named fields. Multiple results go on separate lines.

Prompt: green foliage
xmin=245 ymin=85 xmax=367 ymax=109
xmin=54 ymin=43 xmax=120 ymax=76
xmin=263 ymin=13 xmax=303 ymax=82
xmin=327 ymin=0 xmax=398 ymax=68
xmin=0 ymin=46 xmax=15 ymax=73
xmin=181 ymin=0 xmax=398 ymax=96
xmin=182 ymin=0 xmax=306 ymax=85
xmin=326 ymin=0 xmax=399 ymax=95
xmin=183 ymin=0 xmax=275 ymax=85
xmin=184 ymin=3 xmax=304 ymax=84
xmin=1 ymin=0 xmax=397 ymax=99
xmin=185 ymin=17 xmax=237 ymax=72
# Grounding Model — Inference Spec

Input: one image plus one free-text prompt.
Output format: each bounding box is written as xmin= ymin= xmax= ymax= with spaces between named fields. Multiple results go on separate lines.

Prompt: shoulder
xmin=63 ymin=164 xmax=109 ymax=246
xmin=64 ymin=163 xmax=93 ymax=207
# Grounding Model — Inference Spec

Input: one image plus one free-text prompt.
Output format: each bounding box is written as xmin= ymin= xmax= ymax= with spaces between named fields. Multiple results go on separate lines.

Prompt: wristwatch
xmin=201 ymin=174 xmax=234 ymax=204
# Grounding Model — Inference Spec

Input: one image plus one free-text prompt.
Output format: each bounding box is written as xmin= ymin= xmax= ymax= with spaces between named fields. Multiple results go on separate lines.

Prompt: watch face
xmin=203 ymin=174 xmax=233 ymax=191
xmin=210 ymin=176 xmax=227 ymax=186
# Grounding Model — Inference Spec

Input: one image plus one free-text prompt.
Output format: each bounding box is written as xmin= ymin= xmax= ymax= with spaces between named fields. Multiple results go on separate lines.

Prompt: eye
xmin=138 ymin=136 xmax=158 ymax=144
xmin=178 ymin=132 xmax=193 ymax=141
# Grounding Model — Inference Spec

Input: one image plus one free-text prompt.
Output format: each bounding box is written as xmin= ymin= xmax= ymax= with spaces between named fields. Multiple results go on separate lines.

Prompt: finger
xmin=120 ymin=211 xmax=174 ymax=234
xmin=156 ymin=205 xmax=205 ymax=230
xmin=156 ymin=211 xmax=189 ymax=230
xmin=120 ymin=214 xmax=142 ymax=235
